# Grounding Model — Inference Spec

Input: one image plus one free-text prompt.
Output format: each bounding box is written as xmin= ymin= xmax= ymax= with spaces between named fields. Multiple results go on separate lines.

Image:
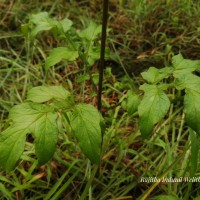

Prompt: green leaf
xmin=141 ymin=67 xmax=173 ymax=84
xmin=70 ymin=104 xmax=102 ymax=164
xmin=0 ymin=126 xmax=27 ymax=171
xmin=175 ymin=73 xmax=200 ymax=134
xmin=172 ymin=53 xmax=200 ymax=77
xmin=126 ymin=90 xmax=140 ymax=115
xmin=29 ymin=12 xmax=53 ymax=38
xmin=138 ymin=84 xmax=170 ymax=138
xmin=27 ymin=85 xmax=70 ymax=103
xmin=175 ymin=73 xmax=200 ymax=92
xmin=8 ymin=103 xmax=58 ymax=165
xmin=45 ymin=47 xmax=78 ymax=70
xmin=33 ymin=112 xmax=58 ymax=165
xmin=30 ymin=12 xmax=50 ymax=24
xmin=9 ymin=103 xmax=46 ymax=131
xmin=78 ymin=21 xmax=102 ymax=41
xmin=184 ymin=90 xmax=200 ymax=134
xmin=60 ymin=18 xmax=73 ymax=33
xmin=29 ymin=12 xmax=73 ymax=38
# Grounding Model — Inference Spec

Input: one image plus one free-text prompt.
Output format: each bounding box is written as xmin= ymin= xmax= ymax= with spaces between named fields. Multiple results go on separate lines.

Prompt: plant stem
xmin=97 ymin=0 xmax=109 ymax=112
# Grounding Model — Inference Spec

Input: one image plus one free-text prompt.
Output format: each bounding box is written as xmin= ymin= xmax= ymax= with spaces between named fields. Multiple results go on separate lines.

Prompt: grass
xmin=1 ymin=0 xmax=200 ymax=199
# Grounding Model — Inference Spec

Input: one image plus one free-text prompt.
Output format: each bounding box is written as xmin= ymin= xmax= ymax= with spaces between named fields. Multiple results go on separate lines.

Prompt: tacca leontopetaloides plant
xmin=0 ymin=86 xmax=104 ymax=171
xmin=126 ymin=53 xmax=200 ymax=139
xmin=124 ymin=53 xmax=200 ymax=199
xmin=0 ymin=12 xmax=107 ymax=172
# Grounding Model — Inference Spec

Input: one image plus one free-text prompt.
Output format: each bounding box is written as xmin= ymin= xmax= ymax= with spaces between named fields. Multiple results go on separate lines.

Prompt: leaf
xmin=126 ymin=90 xmax=140 ymax=115
xmin=27 ymin=85 xmax=70 ymax=103
xmin=78 ymin=21 xmax=102 ymax=41
xmin=29 ymin=12 xmax=53 ymax=38
xmin=172 ymin=53 xmax=200 ymax=77
xmin=9 ymin=103 xmax=46 ymax=131
xmin=60 ymin=18 xmax=73 ymax=33
xmin=33 ymin=112 xmax=58 ymax=165
xmin=30 ymin=12 xmax=50 ymax=24
xmin=184 ymin=90 xmax=200 ymax=134
xmin=70 ymin=104 xmax=102 ymax=164
xmin=0 ymin=126 xmax=27 ymax=171
xmin=138 ymin=84 xmax=170 ymax=138
xmin=45 ymin=47 xmax=78 ymax=70
xmin=29 ymin=12 xmax=73 ymax=39
xmin=175 ymin=73 xmax=200 ymax=134
xmin=7 ymin=103 xmax=58 ymax=166
xmin=175 ymin=73 xmax=200 ymax=92
xmin=141 ymin=67 xmax=173 ymax=84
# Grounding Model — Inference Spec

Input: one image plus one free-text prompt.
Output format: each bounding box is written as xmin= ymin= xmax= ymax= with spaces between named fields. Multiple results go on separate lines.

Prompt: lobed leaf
xmin=70 ymin=104 xmax=102 ymax=164
xmin=0 ymin=103 xmax=59 ymax=170
xmin=141 ymin=67 xmax=173 ymax=84
xmin=138 ymin=84 xmax=170 ymax=138
xmin=172 ymin=53 xmax=200 ymax=77
xmin=175 ymin=73 xmax=200 ymax=92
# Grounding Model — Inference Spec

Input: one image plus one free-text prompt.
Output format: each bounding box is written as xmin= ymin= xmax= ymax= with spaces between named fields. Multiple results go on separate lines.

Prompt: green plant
xmin=123 ymin=53 xmax=200 ymax=199
xmin=0 ymin=85 xmax=103 ymax=171
xmin=130 ymin=53 xmax=200 ymax=139
xmin=0 ymin=10 xmax=111 ymax=172
xmin=21 ymin=12 xmax=111 ymax=72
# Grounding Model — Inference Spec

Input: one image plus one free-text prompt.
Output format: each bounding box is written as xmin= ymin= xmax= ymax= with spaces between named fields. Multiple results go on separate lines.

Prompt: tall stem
xmin=97 ymin=0 xmax=109 ymax=111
